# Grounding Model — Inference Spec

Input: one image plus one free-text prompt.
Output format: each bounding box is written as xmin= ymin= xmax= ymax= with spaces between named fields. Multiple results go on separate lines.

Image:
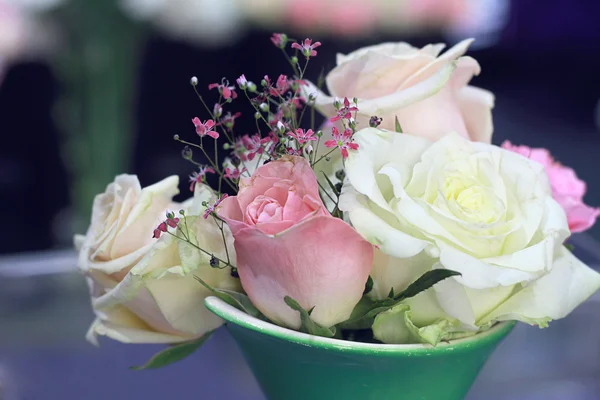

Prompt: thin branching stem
xmin=312 ymin=148 xmax=336 ymax=167
xmin=166 ymin=230 xmax=233 ymax=269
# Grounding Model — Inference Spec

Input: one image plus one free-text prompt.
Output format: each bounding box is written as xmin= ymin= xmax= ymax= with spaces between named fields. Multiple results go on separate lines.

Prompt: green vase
xmin=205 ymin=296 xmax=515 ymax=400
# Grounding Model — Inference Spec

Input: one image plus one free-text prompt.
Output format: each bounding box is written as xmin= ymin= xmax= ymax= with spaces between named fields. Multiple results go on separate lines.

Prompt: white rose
xmin=77 ymin=176 xmax=240 ymax=343
xmin=340 ymin=129 xmax=600 ymax=344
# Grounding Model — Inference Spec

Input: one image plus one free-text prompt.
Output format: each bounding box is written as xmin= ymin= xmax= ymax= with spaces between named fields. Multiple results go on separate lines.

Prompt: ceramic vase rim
xmin=205 ymin=296 xmax=516 ymax=355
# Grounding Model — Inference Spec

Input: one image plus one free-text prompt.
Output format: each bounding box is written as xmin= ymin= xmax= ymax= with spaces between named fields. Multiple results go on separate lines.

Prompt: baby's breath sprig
xmin=152 ymin=208 xmax=236 ymax=271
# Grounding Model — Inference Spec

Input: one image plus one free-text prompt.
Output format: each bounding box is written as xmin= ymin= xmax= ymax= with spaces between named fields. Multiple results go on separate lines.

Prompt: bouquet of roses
xmin=75 ymin=34 xmax=600 ymax=369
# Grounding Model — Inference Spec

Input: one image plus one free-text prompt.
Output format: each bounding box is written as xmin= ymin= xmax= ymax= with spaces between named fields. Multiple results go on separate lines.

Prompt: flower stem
xmin=312 ymin=148 xmax=336 ymax=167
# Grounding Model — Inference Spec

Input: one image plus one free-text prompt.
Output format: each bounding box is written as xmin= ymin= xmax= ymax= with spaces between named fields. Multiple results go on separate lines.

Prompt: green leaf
xmin=216 ymin=289 xmax=267 ymax=320
xmin=338 ymin=303 xmax=393 ymax=331
xmin=393 ymin=269 xmax=461 ymax=302
xmin=284 ymin=296 xmax=336 ymax=338
xmin=565 ymin=243 xmax=575 ymax=252
xmin=337 ymin=296 xmax=389 ymax=330
xmin=130 ymin=332 xmax=213 ymax=370
xmin=363 ymin=275 xmax=374 ymax=295
xmin=394 ymin=116 xmax=403 ymax=133
xmin=338 ymin=297 xmax=373 ymax=330
xmin=194 ymin=275 xmax=267 ymax=321
xmin=337 ymin=269 xmax=461 ymax=330
xmin=387 ymin=287 xmax=395 ymax=298
xmin=321 ymin=171 xmax=340 ymax=197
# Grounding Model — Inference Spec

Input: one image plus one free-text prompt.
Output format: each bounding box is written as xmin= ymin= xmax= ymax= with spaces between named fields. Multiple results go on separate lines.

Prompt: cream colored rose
xmin=340 ymin=129 xmax=600 ymax=344
xmin=305 ymin=39 xmax=494 ymax=142
xmin=77 ymin=177 xmax=240 ymax=343
xmin=76 ymin=174 xmax=180 ymax=281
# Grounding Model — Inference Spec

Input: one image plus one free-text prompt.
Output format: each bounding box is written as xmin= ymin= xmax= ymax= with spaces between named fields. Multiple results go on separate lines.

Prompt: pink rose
xmin=219 ymin=156 xmax=373 ymax=329
xmin=502 ymin=141 xmax=600 ymax=233
xmin=304 ymin=39 xmax=494 ymax=143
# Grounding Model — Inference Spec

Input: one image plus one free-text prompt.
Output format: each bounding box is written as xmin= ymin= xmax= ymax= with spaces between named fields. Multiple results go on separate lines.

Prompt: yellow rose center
xmin=439 ymin=167 xmax=503 ymax=225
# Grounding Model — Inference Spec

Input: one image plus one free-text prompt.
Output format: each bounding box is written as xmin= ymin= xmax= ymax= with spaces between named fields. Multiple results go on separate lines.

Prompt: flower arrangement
xmin=75 ymin=34 xmax=600 ymax=372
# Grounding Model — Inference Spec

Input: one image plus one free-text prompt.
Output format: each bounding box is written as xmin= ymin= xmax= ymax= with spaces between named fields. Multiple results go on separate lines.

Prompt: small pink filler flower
xmin=288 ymin=128 xmax=317 ymax=145
xmin=325 ymin=126 xmax=359 ymax=159
xmin=189 ymin=166 xmax=216 ymax=192
xmin=502 ymin=141 xmax=600 ymax=233
xmin=331 ymin=97 xmax=359 ymax=122
xmin=270 ymin=33 xmax=288 ymax=48
xmin=203 ymin=194 xmax=229 ymax=219
xmin=291 ymin=38 xmax=321 ymax=58
xmin=192 ymin=118 xmax=219 ymax=139
xmin=208 ymin=80 xmax=238 ymax=100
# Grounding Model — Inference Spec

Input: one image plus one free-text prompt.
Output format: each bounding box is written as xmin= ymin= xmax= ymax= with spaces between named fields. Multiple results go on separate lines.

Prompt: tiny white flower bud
xmin=236 ymin=74 xmax=248 ymax=89
xmin=277 ymin=121 xmax=285 ymax=133
xmin=190 ymin=76 xmax=198 ymax=86
xmin=333 ymin=97 xmax=341 ymax=109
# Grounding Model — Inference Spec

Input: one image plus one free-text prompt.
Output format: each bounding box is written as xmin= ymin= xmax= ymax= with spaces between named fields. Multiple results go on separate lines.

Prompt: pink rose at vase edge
xmin=502 ymin=141 xmax=600 ymax=233
xmin=218 ymin=155 xmax=373 ymax=329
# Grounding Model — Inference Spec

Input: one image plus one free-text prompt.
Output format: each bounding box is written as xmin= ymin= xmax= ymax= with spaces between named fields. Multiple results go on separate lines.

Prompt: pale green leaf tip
xmin=130 ymin=332 xmax=213 ymax=371
xmin=394 ymin=116 xmax=403 ymax=133
xmin=373 ymin=303 xmax=462 ymax=346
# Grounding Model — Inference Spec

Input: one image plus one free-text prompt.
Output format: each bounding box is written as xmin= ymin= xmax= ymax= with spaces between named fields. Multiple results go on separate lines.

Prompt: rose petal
xmin=89 ymin=225 xmax=239 ymax=343
xmin=255 ymin=220 xmax=296 ymax=235
xmin=86 ymin=306 xmax=191 ymax=345
xmin=339 ymin=184 xmax=428 ymax=259
xmin=368 ymin=249 xmax=435 ymax=301
xmin=437 ymin=241 xmax=538 ymax=289
xmin=399 ymin=38 xmax=474 ymax=89
xmin=432 ymin=263 xmax=515 ymax=328
xmin=345 ymin=127 xmax=431 ymax=211
xmin=564 ymin=201 xmax=600 ymax=233
xmin=232 ymin=215 xmax=373 ymax=329
xmin=392 ymin=55 xmax=482 ymax=140
xmin=111 ymin=175 xmax=180 ymax=259
xmin=238 ymin=156 xmax=320 ymax=213
xmin=457 ymin=85 xmax=494 ymax=143
xmin=302 ymin=61 xmax=457 ymax=132
xmin=282 ymin=191 xmax=318 ymax=222
xmin=393 ymin=82 xmax=469 ymax=140
xmin=478 ymin=246 xmax=600 ymax=325
xmin=335 ymin=42 xmax=422 ymax=66
xmin=327 ymin=44 xmax=435 ymax=99
xmin=357 ymin=61 xmax=457 ymax=118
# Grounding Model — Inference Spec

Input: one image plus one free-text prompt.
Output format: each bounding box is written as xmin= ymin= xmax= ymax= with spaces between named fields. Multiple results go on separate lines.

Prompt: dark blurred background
xmin=1 ymin=0 xmax=600 ymax=254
